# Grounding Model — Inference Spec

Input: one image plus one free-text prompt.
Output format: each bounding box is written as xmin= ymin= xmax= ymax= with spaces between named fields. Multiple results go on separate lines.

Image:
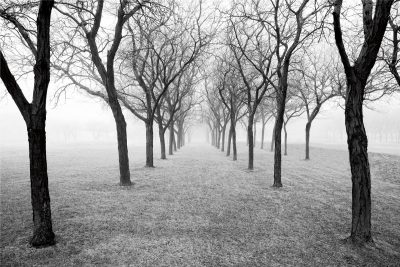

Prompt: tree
xmin=259 ymin=97 xmax=274 ymax=149
xmin=53 ymin=0 xmax=148 ymax=185
xmin=0 ymin=0 xmax=55 ymax=246
xmin=283 ymin=97 xmax=304 ymax=156
xmin=332 ymin=0 xmax=395 ymax=244
xmin=215 ymin=56 xmax=246 ymax=160
xmin=156 ymin=66 xmax=198 ymax=158
xmin=295 ymin=49 xmax=341 ymax=159
xmin=228 ymin=0 xmax=328 ymax=185
xmin=227 ymin=3 xmax=275 ymax=170
xmin=120 ymin=2 xmax=209 ymax=167
xmin=384 ymin=10 xmax=400 ymax=87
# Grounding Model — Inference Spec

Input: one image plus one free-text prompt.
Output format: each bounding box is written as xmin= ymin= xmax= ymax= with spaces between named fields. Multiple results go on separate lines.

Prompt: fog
xmin=2 ymin=81 xmax=399 ymax=155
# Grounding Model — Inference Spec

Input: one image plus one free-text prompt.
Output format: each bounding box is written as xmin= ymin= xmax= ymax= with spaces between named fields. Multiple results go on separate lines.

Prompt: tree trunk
xmin=28 ymin=124 xmax=55 ymax=247
xmin=261 ymin=122 xmax=265 ymax=149
xmin=270 ymin=122 xmax=275 ymax=152
xmin=111 ymin=103 xmax=131 ymax=185
xmin=145 ymin=121 xmax=154 ymax=167
xmin=217 ymin=129 xmax=221 ymax=149
xmin=248 ymin=115 xmax=254 ymax=170
xmin=273 ymin=98 xmax=284 ymax=187
xmin=221 ymin=125 xmax=226 ymax=152
xmin=177 ymin=125 xmax=182 ymax=149
xmin=226 ymin=127 xmax=232 ymax=156
xmin=173 ymin=132 xmax=177 ymax=152
xmin=158 ymin=124 xmax=166 ymax=160
xmin=253 ymin=120 xmax=257 ymax=148
xmin=346 ymin=80 xmax=372 ymax=243
xmin=232 ymin=123 xmax=237 ymax=161
xmin=284 ymin=123 xmax=288 ymax=156
xmin=305 ymin=121 xmax=311 ymax=160
xmin=169 ymin=123 xmax=174 ymax=155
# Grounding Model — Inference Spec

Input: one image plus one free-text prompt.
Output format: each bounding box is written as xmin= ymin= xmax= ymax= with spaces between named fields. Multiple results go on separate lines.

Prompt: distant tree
xmin=295 ymin=50 xmax=341 ymax=160
xmin=0 ymin=0 xmax=55 ymax=246
xmin=259 ymin=97 xmax=274 ymax=149
xmin=227 ymin=4 xmax=275 ymax=170
xmin=332 ymin=0 xmax=395 ymax=244
xmin=283 ymin=97 xmax=304 ymax=156
xmin=216 ymin=57 xmax=246 ymax=160
xmin=120 ymin=2 xmax=209 ymax=167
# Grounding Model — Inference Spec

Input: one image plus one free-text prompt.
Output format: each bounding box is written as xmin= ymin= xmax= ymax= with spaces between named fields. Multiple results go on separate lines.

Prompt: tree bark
xmin=346 ymin=79 xmax=372 ymax=243
xmin=273 ymin=98 xmax=284 ymax=187
xmin=145 ymin=121 xmax=154 ymax=167
xmin=28 ymin=125 xmax=55 ymax=247
xmin=305 ymin=121 xmax=311 ymax=160
xmin=158 ymin=123 xmax=166 ymax=160
xmin=232 ymin=122 xmax=237 ymax=161
xmin=248 ymin=115 xmax=254 ymax=170
xmin=110 ymin=103 xmax=131 ymax=185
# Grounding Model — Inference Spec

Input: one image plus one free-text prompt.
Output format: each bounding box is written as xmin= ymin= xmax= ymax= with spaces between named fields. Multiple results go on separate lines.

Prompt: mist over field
xmin=2 ymin=90 xmax=399 ymax=154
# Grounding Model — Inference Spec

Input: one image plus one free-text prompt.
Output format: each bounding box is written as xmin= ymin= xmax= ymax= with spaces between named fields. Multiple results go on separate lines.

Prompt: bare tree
xmin=227 ymin=3 xmax=275 ymax=170
xmin=295 ymin=49 xmax=341 ymax=160
xmin=283 ymin=97 xmax=304 ymax=156
xmin=0 ymin=0 xmax=55 ymax=246
xmin=215 ymin=57 xmax=246 ymax=160
xmin=332 ymin=0 xmax=395 ymax=244
xmin=120 ymin=2 xmax=209 ymax=167
xmin=259 ymin=97 xmax=274 ymax=149
xmin=234 ymin=0 xmax=329 ymax=186
xmin=53 ymin=0 xmax=149 ymax=185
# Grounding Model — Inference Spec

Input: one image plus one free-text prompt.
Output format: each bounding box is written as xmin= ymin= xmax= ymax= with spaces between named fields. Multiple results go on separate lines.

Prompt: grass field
xmin=1 ymin=142 xmax=399 ymax=266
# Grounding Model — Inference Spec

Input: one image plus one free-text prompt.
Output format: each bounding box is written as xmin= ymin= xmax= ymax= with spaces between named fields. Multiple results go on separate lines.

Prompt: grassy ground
xmin=1 ymin=142 xmax=399 ymax=266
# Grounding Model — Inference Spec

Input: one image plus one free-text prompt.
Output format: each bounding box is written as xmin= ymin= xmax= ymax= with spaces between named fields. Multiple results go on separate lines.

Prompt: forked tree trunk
xmin=305 ymin=121 xmax=311 ymax=160
xmin=145 ymin=121 xmax=154 ymax=167
xmin=346 ymin=80 xmax=372 ymax=243
xmin=247 ymin=115 xmax=254 ymax=170
xmin=226 ymin=127 xmax=232 ymax=156
xmin=28 ymin=122 xmax=55 ymax=247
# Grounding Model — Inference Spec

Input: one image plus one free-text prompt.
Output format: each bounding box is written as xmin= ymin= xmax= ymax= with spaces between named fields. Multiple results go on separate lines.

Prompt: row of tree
xmin=203 ymin=0 xmax=399 ymax=245
xmin=0 ymin=0 xmax=399 ymax=247
xmin=0 ymin=0 xmax=209 ymax=246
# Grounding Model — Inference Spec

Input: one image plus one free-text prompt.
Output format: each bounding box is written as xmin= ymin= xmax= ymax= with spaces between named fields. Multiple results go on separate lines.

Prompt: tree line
xmin=0 ymin=0 xmax=399 ymax=247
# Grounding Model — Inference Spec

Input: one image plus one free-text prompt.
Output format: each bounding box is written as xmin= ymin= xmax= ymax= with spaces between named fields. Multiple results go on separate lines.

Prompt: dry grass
xmin=1 ymin=142 xmax=399 ymax=266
